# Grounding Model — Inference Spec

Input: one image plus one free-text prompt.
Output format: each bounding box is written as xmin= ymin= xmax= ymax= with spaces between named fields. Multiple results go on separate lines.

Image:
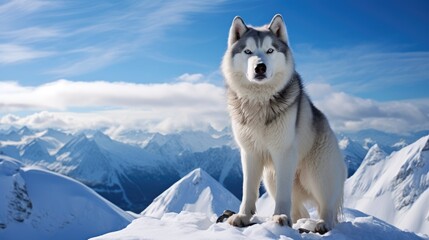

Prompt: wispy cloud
xmin=0 ymin=0 xmax=226 ymax=76
xmin=295 ymin=44 xmax=429 ymax=95
xmin=0 ymin=27 xmax=63 ymax=43
xmin=0 ymin=44 xmax=55 ymax=64
xmin=0 ymin=0 xmax=53 ymax=15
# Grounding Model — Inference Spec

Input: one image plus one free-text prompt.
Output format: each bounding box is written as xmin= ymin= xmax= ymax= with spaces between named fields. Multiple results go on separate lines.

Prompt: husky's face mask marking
xmin=227 ymin=15 xmax=291 ymax=85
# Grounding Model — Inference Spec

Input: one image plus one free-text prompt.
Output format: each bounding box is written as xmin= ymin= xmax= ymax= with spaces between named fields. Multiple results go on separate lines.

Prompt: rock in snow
xmin=0 ymin=155 xmax=133 ymax=240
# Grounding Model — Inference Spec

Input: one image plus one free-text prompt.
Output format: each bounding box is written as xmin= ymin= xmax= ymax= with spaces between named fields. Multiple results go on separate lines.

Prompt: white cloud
xmin=307 ymin=83 xmax=429 ymax=134
xmin=176 ymin=73 xmax=204 ymax=83
xmin=1 ymin=80 xmax=428 ymax=134
xmin=0 ymin=79 xmax=228 ymax=133
xmin=0 ymin=79 xmax=226 ymax=109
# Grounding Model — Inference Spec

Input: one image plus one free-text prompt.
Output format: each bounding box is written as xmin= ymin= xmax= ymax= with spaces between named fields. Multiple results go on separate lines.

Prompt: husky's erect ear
xmin=269 ymin=14 xmax=289 ymax=44
xmin=228 ymin=16 xmax=248 ymax=46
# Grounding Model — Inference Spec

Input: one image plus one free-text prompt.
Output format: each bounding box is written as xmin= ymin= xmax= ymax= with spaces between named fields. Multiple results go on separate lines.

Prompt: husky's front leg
xmin=227 ymin=149 xmax=263 ymax=227
xmin=271 ymin=144 xmax=298 ymax=227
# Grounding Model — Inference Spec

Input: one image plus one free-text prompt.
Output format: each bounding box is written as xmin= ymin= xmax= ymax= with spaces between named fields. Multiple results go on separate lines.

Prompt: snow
xmin=92 ymin=208 xmax=425 ymax=240
xmin=0 ymin=155 xmax=133 ymax=240
xmin=345 ymin=135 xmax=429 ymax=235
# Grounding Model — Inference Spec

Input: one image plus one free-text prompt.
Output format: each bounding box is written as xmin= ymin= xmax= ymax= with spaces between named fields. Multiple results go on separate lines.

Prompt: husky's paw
xmin=272 ymin=214 xmax=291 ymax=227
xmin=314 ymin=220 xmax=332 ymax=235
xmin=216 ymin=210 xmax=236 ymax=223
xmin=227 ymin=213 xmax=252 ymax=227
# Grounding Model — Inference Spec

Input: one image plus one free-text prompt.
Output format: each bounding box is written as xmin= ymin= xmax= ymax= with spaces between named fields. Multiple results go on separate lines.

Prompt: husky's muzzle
xmin=248 ymin=56 xmax=268 ymax=82
xmin=254 ymin=61 xmax=267 ymax=80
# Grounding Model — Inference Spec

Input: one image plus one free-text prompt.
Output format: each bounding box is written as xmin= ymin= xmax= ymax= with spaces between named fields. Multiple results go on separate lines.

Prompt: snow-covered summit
xmin=142 ymin=168 xmax=240 ymax=219
xmin=345 ymin=135 xmax=429 ymax=235
xmin=19 ymin=138 xmax=55 ymax=163
xmin=339 ymin=136 xmax=367 ymax=176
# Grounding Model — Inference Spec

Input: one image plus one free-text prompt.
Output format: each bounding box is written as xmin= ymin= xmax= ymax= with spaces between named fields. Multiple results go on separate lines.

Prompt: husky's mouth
xmin=254 ymin=73 xmax=266 ymax=80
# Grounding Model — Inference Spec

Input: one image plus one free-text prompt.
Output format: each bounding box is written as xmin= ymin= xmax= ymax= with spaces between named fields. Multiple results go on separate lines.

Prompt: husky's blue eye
xmin=267 ymin=48 xmax=274 ymax=54
xmin=244 ymin=49 xmax=252 ymax=54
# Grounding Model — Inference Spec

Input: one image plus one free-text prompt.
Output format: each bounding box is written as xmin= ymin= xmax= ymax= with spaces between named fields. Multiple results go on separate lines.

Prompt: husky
xmin=221 ymin=14 xmax=347 ymax=233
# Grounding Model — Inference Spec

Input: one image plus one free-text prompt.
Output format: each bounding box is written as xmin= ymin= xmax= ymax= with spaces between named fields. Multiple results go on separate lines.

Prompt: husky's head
xmin=222 ymin=15 xmax=294 ymax=99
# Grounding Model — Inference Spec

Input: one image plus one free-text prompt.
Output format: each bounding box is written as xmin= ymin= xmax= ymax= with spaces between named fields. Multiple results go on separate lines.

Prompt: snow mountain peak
xmin=345 ymin=135 xmax=429 ymax=234
xmin=364 ymin=144 xmax=388 ymax=166
xmin=142 ymin=168 xmax=240 ymax=219
xmin=189 ymin=168 xmax=203 ymax=184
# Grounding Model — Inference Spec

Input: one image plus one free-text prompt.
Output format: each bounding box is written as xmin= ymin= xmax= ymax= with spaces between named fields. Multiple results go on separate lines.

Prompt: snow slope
xmin=94 ymin=189 xmax=425 ymax=240
xmin=142 ymin=168 xmax=240 ymax=219
xmin=0 ymin=155 xmax=133 ymax=240
xmin=93 ymin=209 xmax=426 ymax=240
xmin=345 ymin=135 xmax=429 ymax=235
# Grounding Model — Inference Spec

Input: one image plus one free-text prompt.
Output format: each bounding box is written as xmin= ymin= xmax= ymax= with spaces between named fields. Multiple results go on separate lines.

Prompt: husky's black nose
xmin=255 ymin=63 xmax=266 ymax=74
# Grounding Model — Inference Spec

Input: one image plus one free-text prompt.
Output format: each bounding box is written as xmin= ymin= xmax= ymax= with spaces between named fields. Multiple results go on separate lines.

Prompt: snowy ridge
xmin=142 ymin=168 xmax=240 ymax=219
xmin=0 ymin=155 xmax=133 ymax=240
xmin=345 ymin=135 xmax=429 ymax=235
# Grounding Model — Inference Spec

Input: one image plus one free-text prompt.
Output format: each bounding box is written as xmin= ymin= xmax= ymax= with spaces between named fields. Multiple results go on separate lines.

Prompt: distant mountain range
xmin=0 ymin=126 xmax=238 ymax=213
xmin=0 ymin=126 xmax=427 ymax=214
xmin=2 ymin=133 xmax=428 ymax=238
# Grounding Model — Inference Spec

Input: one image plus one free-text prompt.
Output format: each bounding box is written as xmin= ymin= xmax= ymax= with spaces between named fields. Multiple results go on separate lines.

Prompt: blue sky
xmin=0 ymin=0 xmax=428 ymax=134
